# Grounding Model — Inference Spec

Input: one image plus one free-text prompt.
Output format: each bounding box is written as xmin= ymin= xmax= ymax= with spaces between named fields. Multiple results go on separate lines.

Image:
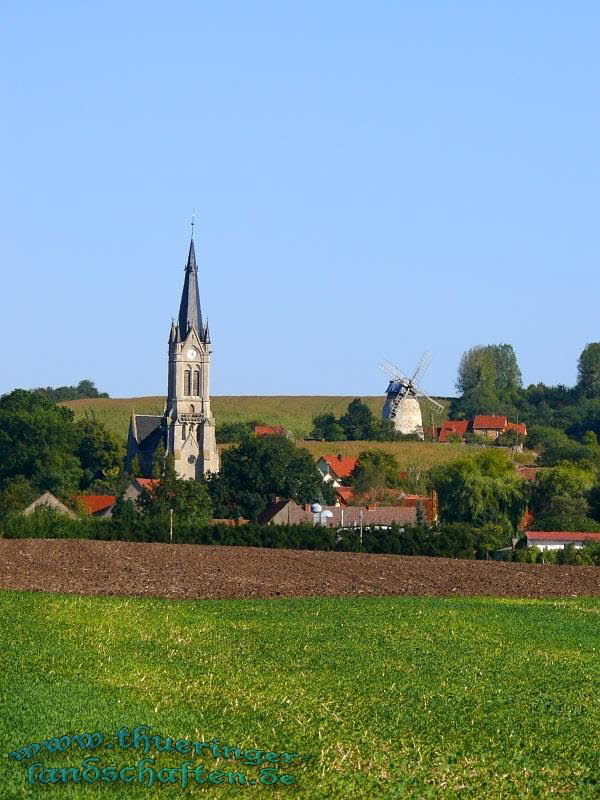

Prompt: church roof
xmin=178 ymin=238 xmax=204 ymax=341
xmin=133 ymin=414 xmax=163 ymax=444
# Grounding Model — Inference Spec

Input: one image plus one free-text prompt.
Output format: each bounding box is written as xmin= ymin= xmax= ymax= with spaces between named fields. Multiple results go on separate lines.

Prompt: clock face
xmin=187 ymin=348 xmax=197 ymax=359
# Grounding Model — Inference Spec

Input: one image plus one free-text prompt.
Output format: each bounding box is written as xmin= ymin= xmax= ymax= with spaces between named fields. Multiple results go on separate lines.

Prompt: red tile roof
xmin=319 ymin=455 xmax=358 ymax=479
xmin=438 ymin=419 xmax=470 ymax=443
xmin=73 ymin=495 xmax=116 ymax=514
xmin=516 ymin=466 xmax=542 ymax=481
xmin=473 ymin=415 xmax=508 ymax=430
xmin=254 ymin=425 xmax=285 ymax=437
xmin=135 ymin=478 xmax=161 ymax=492
xmin=399 ymin=495 xmax=436 ymax=523
xmin=506 ymin=421 xmax=527 ymax=436
xmin=526 ymin=531 xmax=600 ymax=542
xmin=335 ymin=486 xmax=355 ymax=504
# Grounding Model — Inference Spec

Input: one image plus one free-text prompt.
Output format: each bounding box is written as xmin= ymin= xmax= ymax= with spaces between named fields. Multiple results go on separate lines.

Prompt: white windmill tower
xmin=380 ymin=352 xmax=444 ymax=440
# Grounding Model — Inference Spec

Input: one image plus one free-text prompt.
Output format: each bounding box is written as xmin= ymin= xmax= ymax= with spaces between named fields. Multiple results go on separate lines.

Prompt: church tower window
xmin=184 ymin=369 xmax=191 ymax=396
xmin=193 ymin=369 xmax=200 ymax=396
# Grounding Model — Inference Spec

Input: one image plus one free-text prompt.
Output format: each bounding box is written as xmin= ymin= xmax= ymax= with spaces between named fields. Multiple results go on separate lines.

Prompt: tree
xmin=351 ymin=450 xmax=405 ymax=501
xmin=310 ymin=403 xmax=402 ymax=442
xmin=529 ymin=465 xmax=599 ymax=531
xmin=309 ymin=413 xmax=347 ymax=441
xmin=453 ymin=346 xmax=500 ymax=417
xmin=205 ymin=435 xmax=325 ymax=521
xmin=0 ymin=477 xmax=37 ymax=517
xmin=491 ymin=344 xmax=522 ymax=393
xmin=216 ymin=421 xmax=254 ymax=444
xmin=33 ymin=379 xmax=109 ymax=402
xmin=137 ymin=467 xmax=212 ymax=528
xmin=151 ymin=439 xmax=166 ymax=478
xmin=75 ymin=418 xmax=125 ymax=484
xmin=577 ymin=343 xmax=600 ymax=399
xmin=0 ymin=389 xmax=125 ymax=497
xmin=128 ymin=454 xmax=143 ymax=479
xmin=452 ymin=344 xmax=521 ymax=418
xmin=339 ymin=399 xmax=376 ymax=440
xmin=0 ymin=390 xmax=82 ymax=495
xmin=429 ymin=449 xmax=527 ymax=532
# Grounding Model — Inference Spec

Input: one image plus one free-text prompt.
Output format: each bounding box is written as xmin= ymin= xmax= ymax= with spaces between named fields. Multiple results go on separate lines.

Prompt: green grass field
xmin=63 ymin=395 xmax=451 ymax=441
xmin=2 ymin=591 xmax=599 ymax=798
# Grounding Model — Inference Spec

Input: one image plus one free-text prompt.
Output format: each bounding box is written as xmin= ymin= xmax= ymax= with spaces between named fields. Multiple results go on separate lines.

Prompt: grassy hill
xmin=63 ymin=395 xmax=451 ymax=441
xmin=62 ymin=395 xmax=532 ymax=470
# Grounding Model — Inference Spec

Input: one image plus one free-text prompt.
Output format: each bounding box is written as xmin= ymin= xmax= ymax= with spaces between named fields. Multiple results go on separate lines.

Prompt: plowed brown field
xmin=2 ymin=538 xmax=600 ymax=599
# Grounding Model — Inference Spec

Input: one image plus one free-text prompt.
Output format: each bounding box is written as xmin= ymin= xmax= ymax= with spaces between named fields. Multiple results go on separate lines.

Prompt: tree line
xmin=310 ymin=398 xmax=417 ymax=441
xmin=451 ymin=341 xmax=600 ymax=439
xmin=32 ymin=379 xmax=109 ymax=403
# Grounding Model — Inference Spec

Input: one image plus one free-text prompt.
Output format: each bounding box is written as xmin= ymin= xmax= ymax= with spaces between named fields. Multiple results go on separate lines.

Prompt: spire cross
xmin=190 ymin=209 xmax=195 ymax=241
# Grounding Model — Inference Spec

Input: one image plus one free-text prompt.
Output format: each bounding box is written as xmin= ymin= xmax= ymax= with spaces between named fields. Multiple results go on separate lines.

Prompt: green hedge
xmin=1 ymin=509 xmax=511 ymax=559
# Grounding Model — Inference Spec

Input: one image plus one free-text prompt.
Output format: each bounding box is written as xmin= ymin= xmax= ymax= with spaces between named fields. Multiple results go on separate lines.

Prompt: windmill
xmin=380 ymin=352 xmax=444 ymax=439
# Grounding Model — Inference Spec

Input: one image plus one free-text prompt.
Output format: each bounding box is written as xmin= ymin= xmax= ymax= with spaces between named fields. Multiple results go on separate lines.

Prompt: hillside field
xmin=63 ymin=395 xmax=451 ymax=441
xmin=61 ymin=395 xmax=531 ymax=470
xmin=3 ymin=587 xmax=599 ymax=799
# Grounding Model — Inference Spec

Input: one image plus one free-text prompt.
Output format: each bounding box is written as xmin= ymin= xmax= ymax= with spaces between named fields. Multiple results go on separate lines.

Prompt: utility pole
xmin=359 ymin=509 xmax=363 ymax=551
xmin=170 ymin=508 xmax=173 ymax=544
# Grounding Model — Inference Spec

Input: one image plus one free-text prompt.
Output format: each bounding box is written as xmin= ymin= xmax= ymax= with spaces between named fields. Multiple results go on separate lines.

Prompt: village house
xmin=332 ymin=486 xmax=438 ymax=523
xmin=23 ymin=492 xmax=76 ymax=518
xmin=428 ymin=417 xmax=527 ymax=443
xmin=316 ymin=454 xmax=358 ymax=486
xmin=435 ymin=419 xmax=471 ymax=443
xmin=526 ymin=531 xmax=600 ymax=550
xmin=258 ymin=499 xmax=417 ymax=528
xmin=122 ymin=477 xmax=161 ymax=503
xmin=72 ymin=495 xmax=116 ymax=518
xmin=254 ymin=424 xmax=286 ymax=437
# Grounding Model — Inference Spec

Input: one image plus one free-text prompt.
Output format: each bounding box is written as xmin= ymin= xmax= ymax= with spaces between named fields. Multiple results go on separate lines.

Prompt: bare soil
xmin=1 ymin=539 xmax=600 ymax=600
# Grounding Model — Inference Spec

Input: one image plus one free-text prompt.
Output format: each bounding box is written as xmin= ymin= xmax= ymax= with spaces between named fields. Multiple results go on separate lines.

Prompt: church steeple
xmin=177 ymin=237 xmax=203 ymax=339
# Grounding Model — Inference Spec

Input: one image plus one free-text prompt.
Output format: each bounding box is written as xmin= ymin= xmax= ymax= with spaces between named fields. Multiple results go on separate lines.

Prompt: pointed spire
xmin=130 ymin=409 xmax=138 ymax=442
xmin=178 ymin=235 xmax=203 ymax=338
xmin=169 ymin=318 xmax=177 ymax=344
xmin=204 ymin=320 xmax=210 ymax=343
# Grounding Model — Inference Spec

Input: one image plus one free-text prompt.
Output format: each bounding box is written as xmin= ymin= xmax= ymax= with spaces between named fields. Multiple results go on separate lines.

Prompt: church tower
xmin=165 ymin=235 xmax=219 ymax=478
xmin=125 ymin=231 xmax=219 ymax=480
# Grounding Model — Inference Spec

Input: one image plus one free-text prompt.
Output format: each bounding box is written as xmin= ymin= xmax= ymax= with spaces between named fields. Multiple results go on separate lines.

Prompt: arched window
xmin=193 ymin=369 xmax=200 ymax=396
xmin=189 ymin=404 xmax=195 ymax=414
xmin=184 ymin=369 xmax=191 ymax=396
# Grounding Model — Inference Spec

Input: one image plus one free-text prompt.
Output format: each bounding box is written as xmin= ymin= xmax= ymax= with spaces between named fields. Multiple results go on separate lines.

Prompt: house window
xmin=184 ymin=369 xmax=191 ymax=396
xmin=193 ymin=369 xmax=200 ymax=396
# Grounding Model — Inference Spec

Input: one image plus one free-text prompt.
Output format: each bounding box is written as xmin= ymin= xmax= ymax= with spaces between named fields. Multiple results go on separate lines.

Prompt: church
xmin=126 ymin=234 xmax=220 ymax=479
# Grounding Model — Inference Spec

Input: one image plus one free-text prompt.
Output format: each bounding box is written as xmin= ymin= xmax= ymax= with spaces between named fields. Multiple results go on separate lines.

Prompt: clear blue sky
xmin=2 ymin=2 xmax=600 ymax=398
